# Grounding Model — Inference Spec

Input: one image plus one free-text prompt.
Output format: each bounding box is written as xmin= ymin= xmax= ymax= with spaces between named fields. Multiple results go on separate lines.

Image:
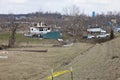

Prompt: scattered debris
xmin=8 ymin=50 xmax=48 ymax=53
xmin=58 ymin=39 xmax=63 ymax=42
xmin=23 ymin=50 xmax=48 ymax=52
xmin=53 ymin=45 xmax=62 ymax=47
xmin=112 ymin=55 xmax=119 ymax=59
xmin=63 ymin=43 xmax=73 ymax=47
xmin=0 ymin=56 xmax=8 ymax=59
xmin=58 ymin=39 xmax=74 ymax=47
xmin=0 ymin=45 xmax=8 ymax=50
xmin=0 ymin=51 xmax=8 ymax=59
xmin=0 ymin=51 xmax=8 ymax=54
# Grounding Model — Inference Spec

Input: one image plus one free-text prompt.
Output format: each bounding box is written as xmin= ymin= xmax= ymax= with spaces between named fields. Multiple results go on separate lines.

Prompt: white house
xmin=24 ymin=22 xmax=62 ymax=39
xmin=87 ymin=26 xmax=109 ymax=39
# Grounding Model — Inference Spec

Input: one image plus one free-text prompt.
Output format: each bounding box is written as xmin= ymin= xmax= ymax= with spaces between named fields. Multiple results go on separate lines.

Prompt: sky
xmin=0 ymin=0 xmax=120 ymax=15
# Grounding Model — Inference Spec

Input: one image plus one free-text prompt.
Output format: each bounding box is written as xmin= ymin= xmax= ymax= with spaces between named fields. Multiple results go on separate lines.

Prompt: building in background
xmin=24 ymin=22 xmax=61 ymax=39
xmin=87 ymin=26 xmax=110 ymax=39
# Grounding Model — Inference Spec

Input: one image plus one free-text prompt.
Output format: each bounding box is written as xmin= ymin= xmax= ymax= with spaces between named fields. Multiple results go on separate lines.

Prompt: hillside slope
xmin=56 ymin=38 xmax=120 ymax=80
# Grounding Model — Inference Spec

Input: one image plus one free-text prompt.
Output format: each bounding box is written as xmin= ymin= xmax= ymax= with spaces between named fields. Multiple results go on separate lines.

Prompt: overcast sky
xmin=0 ymin=0 xmax=120 ymax=15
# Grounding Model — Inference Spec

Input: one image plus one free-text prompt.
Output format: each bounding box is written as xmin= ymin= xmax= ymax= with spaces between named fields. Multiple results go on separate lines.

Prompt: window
xmin=39 ymin=28 xmax=43 ymax=31
xmin=31 ymin=28 xmax=33 ymax=31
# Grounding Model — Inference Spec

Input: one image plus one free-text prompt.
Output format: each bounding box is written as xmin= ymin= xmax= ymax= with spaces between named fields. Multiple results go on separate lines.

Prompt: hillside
xmin=56 ymin=38 xmax=120 ymax=80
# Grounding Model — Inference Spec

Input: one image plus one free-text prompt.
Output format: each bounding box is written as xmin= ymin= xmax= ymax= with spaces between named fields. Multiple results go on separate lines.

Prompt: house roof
xmin=87 ymin=28 xmax=106 ymax=33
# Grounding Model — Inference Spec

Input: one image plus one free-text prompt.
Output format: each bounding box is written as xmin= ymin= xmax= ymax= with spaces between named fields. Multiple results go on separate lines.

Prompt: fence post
xmin=70 ymin=67 xmax=73 ymax=80
xmin=51 ymin=69 xmax=54 ymax=80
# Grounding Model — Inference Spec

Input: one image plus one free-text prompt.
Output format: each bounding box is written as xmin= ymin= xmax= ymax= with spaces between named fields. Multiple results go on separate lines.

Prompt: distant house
xmin=15 ymin=16 xmax=27 ymax=20
xmin=24 ymin=22 xmax=61 ymax=39
xmin=87 ymin=26 xmax=109 ymax=39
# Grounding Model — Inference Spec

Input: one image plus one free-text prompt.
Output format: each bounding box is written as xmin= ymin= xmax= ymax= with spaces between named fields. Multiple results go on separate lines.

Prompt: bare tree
xmin=63 ymin=5 xmax=80 ymax=16
xmin=63 ymin=5 xmax=81 ymax=41
xmin=63 ymin=7 xmax=69 ymax=16
xmin=8 ymin=22 xmax=19 ymax=48
xmin=70 ymin=5 xmax=80 ymax=16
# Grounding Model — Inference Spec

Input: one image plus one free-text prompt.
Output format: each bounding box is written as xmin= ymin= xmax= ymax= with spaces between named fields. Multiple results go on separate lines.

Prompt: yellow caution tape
xmin=47 ymin=70 xmax=71 ymax=80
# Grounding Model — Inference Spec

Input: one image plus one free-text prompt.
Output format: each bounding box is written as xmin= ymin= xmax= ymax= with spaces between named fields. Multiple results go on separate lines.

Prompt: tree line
xmin=0 ymin=5 xmax=120 ymax=47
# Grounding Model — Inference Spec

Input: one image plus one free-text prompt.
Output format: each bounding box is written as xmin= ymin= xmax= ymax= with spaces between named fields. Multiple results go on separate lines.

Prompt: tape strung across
xmin=47 ymin=70 xmax=71 ymax=80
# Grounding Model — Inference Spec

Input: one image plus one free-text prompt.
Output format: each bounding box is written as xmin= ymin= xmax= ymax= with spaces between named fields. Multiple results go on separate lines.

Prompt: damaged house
xmin=24 ymin=22 xmax=61 ymax=39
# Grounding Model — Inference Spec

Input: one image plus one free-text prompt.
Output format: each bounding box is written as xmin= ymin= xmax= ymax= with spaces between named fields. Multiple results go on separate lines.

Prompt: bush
xmin=110 ymin=29 xmax=115 ymax=39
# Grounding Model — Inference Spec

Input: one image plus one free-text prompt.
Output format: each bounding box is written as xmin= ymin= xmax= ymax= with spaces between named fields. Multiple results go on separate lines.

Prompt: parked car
xmin=87 ymin=35 xmax=95 ymax=39
xmin=96 ymin=33 xmax=110 ymax=38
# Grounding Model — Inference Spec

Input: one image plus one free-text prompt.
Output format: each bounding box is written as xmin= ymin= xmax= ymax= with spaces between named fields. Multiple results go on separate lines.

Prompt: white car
xmin=24 ymin=33 xmax=33 ymax=37
xmin=87 ymin=35 xmax=95 ymax=39
xmin=96 ymin=33 xmax=110 ymax=38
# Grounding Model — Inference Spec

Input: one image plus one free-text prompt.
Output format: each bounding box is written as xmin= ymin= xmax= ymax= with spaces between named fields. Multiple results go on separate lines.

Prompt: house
xmin=87 ymin=26 xmax=109 ymax=39
xmin=24 ymin=22 xmax=61 ymax=39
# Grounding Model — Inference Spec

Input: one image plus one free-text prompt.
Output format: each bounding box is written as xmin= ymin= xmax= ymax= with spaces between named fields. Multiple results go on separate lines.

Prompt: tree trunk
xmin=8 ymin=22 xmax=18 ymax=48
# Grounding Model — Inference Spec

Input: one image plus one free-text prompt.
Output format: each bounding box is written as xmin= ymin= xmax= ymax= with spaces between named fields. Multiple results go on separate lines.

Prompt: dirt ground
xmin=0 ymin=43 xmax=93 ymax=80
xmin=1 ymin=37 xmax=120 ymax=80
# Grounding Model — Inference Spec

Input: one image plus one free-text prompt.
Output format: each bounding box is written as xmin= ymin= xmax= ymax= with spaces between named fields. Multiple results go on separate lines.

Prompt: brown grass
xmin=56 ymin=37 xmax=120 ymax=80
xmin=0 ymin=43 xmax=93 ymax=80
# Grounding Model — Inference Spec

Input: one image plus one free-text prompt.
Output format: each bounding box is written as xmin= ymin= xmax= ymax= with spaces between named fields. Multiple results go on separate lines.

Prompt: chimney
xmin=37 ymin=22 xmax=40 ymax=27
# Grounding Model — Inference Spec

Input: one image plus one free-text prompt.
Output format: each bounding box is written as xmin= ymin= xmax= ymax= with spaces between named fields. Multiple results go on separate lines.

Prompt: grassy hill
xmin=54 ymin=38 xmax=120 ymax=80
